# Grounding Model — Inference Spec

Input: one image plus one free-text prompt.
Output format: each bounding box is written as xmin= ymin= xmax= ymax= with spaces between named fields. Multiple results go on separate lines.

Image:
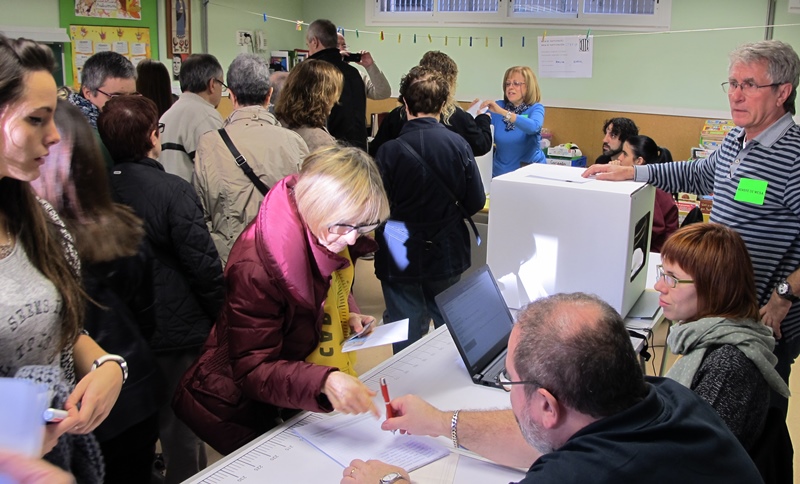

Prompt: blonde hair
xmin=275 ymin=59 xmax=343 ymax=129
xmin=295 ymin=145 xmax=390 ymax=240
xmin=503 ymin=66 xmax=541 ymax=106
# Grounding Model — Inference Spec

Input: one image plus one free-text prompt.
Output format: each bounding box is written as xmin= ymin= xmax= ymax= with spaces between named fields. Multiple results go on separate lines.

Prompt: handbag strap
xmin=395 ymin=138 xmax=481 ymax=246
xmin=217 ymin=128 xmax=269 ymax=196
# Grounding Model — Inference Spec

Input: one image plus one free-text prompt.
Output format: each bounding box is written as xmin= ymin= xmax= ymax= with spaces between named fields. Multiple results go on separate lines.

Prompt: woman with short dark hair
xmin=98 ymin=95 xmax=224 ymax=482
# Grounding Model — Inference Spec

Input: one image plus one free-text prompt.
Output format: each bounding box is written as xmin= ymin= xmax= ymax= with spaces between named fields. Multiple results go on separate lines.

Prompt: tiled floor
xmin=208 ymin=259 xmax=800 ymax=481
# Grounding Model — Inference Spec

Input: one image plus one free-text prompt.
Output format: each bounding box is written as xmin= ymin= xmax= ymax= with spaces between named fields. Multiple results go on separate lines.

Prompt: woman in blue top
xmin=481 ymin=66 xmax=545 ymax=177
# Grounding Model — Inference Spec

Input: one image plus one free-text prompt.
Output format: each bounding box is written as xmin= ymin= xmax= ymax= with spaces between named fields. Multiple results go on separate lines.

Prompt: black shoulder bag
xmin=395 ymin=138 xmax=481 ymax=245
xmin=217 ymin=128 xmax=269 ymax=196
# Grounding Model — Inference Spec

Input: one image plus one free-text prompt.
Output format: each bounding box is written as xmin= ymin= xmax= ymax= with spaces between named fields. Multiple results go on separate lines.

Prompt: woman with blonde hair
xmin=175 ymin=145 xmax=391 ymax=455
xmin=369 ymin=51 xmax=492 ymax=158
xmin=275 ymin=59 xmax=343 ymax=152
xmin=481 ymin=66 xmax=546 ymax=177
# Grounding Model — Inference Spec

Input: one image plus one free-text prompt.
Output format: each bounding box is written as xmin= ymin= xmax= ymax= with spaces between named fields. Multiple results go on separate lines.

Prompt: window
xmin=367 ymin=0 xmax=671 ymax=30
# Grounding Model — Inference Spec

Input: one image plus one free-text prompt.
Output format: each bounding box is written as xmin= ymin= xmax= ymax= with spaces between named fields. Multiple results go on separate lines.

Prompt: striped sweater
xmin=636 ymin=113 xmax=800 ymax=341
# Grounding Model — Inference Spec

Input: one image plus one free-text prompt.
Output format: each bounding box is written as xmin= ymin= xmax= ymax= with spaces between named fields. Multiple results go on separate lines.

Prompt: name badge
xmin=734 ymin=177 xmax=768 ymax=205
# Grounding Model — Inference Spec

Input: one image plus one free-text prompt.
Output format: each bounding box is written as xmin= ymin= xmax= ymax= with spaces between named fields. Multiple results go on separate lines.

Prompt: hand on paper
xmin=381 ymin=395 xmax=449 ymax=437
xmin=65 ymin=362 xmax=123 ymax=434
xmin=581 ymin=164 xmax=635 ymax=181
xmin=760 ymin=291 xmax=791 ymax=339
xmin=480 ymin=100 xmax=503 ymax=115
xmin=0 ymin=450 xmax=75 ymax=484
xmin=348 ymin=313 xmax=375 ymax=335
xmin=341 ymin=459 xmax=409 ymax=484
xmin=323 ymin=371 xmax=379 ymax=417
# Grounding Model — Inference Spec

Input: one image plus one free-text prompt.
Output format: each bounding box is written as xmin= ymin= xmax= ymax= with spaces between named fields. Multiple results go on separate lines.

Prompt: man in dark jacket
xmin=375 ymin=66 xmax=485 ymax=353
xmin=306 ymin=19 xmax=367 ymax=150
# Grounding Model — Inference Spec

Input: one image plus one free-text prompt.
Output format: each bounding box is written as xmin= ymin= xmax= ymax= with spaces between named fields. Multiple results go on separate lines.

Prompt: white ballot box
xmin=487 ymin=164 xmax=654 ymax=317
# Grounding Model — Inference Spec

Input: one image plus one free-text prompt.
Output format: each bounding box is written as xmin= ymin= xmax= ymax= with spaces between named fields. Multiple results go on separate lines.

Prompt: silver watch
xmin=91 ymin=354 xmax=128 ymax=384
xmin=503 ymin=111 xmax=513 ymax=123
xmin=379 ymin=472 xmax=405 ymax=484
xmin=776 ymin=279 xmax=799 ymax=303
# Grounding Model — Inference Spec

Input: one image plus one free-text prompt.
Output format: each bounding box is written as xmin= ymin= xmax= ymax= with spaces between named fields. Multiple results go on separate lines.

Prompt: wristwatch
xmin=91 ymin=354 xmax=129 ymax=384
xmin=503 ymin=111 xmax=513 ymax=123
xmin=379 ymin=472 xmax=406 ymax=484
xmin=776 ymin=279 xmax=800 ymax=303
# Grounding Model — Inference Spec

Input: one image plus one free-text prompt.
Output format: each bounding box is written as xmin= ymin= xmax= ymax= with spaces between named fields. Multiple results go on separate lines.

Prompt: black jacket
xmin=369 ymin=105 xmax=493 ymax=158
xmin=309 ymin=48 xmax=367 ymax=150
xmin=109 ymin=158 xmax=224 ymax=353
xmin=374 ymin=117 xmax=485 ymax=282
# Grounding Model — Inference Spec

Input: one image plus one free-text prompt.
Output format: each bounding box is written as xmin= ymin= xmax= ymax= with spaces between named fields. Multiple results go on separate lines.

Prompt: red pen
xmin=380 ymin=377 xmax=395 ymax=422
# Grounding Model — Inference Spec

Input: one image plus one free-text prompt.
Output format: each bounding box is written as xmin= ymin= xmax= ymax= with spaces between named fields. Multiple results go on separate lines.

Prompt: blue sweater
xmin=489 ymin=101 xmax=545 ymax=177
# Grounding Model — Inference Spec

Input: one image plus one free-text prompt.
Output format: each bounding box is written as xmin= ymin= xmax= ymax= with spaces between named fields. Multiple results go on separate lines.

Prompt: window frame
xmin=365 ymin=0 xmax=672 ymax=31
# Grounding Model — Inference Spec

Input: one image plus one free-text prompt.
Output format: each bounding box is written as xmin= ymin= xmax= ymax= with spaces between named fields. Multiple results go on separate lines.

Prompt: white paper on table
xmin=342 ymin=318 xmax=409 ymax=353
xmin=466 ymin=100 xmax=489 ymax=117
xmin=293 ymin=412 xmax=449 ymax=472
xmin=0 ymin=378 xmax=50 ymax=457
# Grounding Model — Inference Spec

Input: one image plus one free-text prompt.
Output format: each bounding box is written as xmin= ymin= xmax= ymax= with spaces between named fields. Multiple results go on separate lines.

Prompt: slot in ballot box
xmin=486 ymin=164 xmax=654 ymax=318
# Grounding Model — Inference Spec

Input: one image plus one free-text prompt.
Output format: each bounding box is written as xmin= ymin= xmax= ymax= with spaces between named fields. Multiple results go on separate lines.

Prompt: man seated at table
xmin=340 ymin=293 xmax=762 ymax=484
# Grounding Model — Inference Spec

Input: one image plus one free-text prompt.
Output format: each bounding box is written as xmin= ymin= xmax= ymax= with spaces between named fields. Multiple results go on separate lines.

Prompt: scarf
xmin=503 ymin=101 xmax=531 ymax=132
xmin=666 ymin=317 xmax=790 ymax=398
xmin=66 ymin=92 xmax=100 ymax=129
xmin=305 ymin=249 xmax=358 ymax=376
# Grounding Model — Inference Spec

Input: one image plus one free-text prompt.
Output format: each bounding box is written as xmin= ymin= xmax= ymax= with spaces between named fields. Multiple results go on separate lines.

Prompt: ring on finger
xmin=350 ymin=468 xmax=356 ymax=475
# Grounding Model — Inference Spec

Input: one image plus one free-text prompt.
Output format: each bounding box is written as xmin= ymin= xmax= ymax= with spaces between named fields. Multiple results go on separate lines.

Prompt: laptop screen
xmin=435 ymin=265 xmax=514 ymax=376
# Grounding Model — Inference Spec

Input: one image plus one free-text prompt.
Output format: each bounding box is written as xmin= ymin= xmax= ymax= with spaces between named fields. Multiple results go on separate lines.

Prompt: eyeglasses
xmin=655 ymin=265 xmax=694 ymax=288
xmin=96 ymin=88 xmax=141 ymax=99
xmin=328 ymin=221 xmax=382 ymax=236
xmin=496 ymin=369 xmax=544 ymax=393
xmin=157 ymin=122 xmax=165 ymax=133
xmin=721 ymin=80 xmax=783 ymax=94
xmin=504 ymin=81 xmax=526 ymax=88
xmin=214 ymin=78 xmax=228 ymax=93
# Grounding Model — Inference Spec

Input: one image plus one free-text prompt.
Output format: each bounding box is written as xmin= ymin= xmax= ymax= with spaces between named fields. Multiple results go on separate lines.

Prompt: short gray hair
xmin=730 ymin=40 xmax=800 ymax=115
xmin=227 ymin=54 xmax=271 ymax=107
xmin=307 ymin=19 xmax=337 ymax=49
xmin=80 ymin=51 xmax=135 ymax=94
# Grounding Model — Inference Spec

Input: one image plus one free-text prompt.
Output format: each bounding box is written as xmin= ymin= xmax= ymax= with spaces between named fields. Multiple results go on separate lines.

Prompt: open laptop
xmin=435 ymin=265 xmax=515 ymax=389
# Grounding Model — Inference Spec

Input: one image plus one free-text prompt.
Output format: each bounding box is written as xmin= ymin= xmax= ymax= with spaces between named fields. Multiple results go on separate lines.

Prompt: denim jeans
xmin=382 ymin=275 xmax=461 ymax=353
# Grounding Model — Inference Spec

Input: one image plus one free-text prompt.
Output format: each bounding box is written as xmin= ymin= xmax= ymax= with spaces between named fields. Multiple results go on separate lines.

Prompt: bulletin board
xmin=68 ymin=25 xmax=151 ymax=87
xmin=59 ymin=0 xmax=158 ymax=89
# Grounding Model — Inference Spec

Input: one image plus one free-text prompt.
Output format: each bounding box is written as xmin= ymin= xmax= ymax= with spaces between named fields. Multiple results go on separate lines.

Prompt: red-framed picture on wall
xmin=165 ymin=0 xmax=190 ymax=57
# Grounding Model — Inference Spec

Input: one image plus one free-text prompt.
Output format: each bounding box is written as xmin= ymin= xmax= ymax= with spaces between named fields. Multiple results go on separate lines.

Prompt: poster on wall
xmin=68 ymin=25 xmax=151 ymax=87
xmin=165 ymin=0 xmax=190 ymax=80
xmin=75 ymin=0 xmax=142 ymax=20
xmin=537 ymin=35 xmax=593 ymax=79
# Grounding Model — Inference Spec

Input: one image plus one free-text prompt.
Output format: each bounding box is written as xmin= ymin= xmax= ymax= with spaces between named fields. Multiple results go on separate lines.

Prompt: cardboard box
xmin=486 ymin=164 xmax=654 ymax=317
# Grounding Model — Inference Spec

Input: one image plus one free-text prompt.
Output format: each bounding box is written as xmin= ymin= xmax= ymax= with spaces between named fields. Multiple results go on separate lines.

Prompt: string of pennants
xmin=208 ymin=2 xmax=800 ymax=47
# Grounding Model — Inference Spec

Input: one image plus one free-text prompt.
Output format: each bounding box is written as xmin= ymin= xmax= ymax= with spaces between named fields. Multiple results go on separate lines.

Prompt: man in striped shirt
xmin=584 ymin=40 xmax=800 ymax=414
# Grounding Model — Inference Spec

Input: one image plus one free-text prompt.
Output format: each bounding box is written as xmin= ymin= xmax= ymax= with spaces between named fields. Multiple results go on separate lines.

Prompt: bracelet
xmin=91 ymin=354 xmax=128 ymax=384
xmin=450 ymin=409 xmax=460 ymax=448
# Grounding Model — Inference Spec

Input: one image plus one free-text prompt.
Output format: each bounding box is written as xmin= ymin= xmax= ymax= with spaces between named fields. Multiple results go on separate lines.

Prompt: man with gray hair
xmin=341 ymin=293 xmax=762 ymax=483
xmin=307 ymin=19 xmax=367 ymax=150
xmin=193 ymin=54 xmax=308 ymax=265
xmin=67 ymin=51 xmax=137 ymax=128
xmin=585 ymin=40 xmax=800 ymax=418
xmin=159 ymin=53 xmax=225 ymax=181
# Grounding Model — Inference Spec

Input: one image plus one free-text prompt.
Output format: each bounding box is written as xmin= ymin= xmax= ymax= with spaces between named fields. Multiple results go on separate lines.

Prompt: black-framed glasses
xmin=496 ymin=369 xmax=544 ymax=393
xmin=655 ymin=265 xmax=694 ymax=289
xmin=504 ymin=81 xmax=526 ymax=88
xmin=157 ymin=123 xmax=165 ymax=133
xmin=328 ymin=221 xmax=382 ymax=236
xmin=721 ymin=80 xmax=783 ymax=94
xmin=96 ymin=88 xmax=140 ymax=99
xmin=214 ymin=78 xmax=228 ymax=93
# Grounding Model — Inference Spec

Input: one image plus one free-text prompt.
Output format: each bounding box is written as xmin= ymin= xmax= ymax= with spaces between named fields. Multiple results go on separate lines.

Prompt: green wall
xmin=301 ymin=0 xmax=800 ymax=117
xmin=4 ymin=0 xmax=800 ymax=116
